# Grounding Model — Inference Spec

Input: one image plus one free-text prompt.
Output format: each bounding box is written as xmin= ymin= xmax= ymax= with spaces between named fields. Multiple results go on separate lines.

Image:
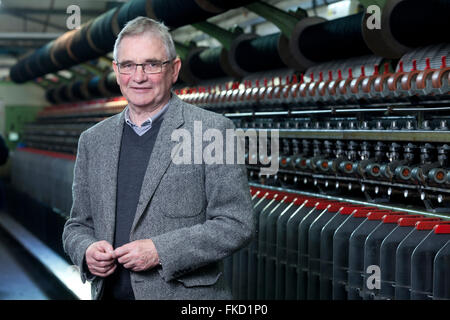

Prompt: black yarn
xmin=70 ymin=81 xmax=85 ymax=100
xmin=37 ymin=42 xmax=60 ymax=74
xmin=117 ymin=0 xmax=148 ymax=29
xmin=87 ymin=76 xmax=102 ymax=98
xmin=89 ymin=8 xmax=121 ymax=53
xmin=104 ymin=72 xmax=121 ymax=94
xmin=235 ymin=33 xmax=286 ymax=72
xmin=390 ymin=0 xmax=450 ymax=47
xmin=70 ymin=21 xmax=101 ymax=62
xmin=152 ymin=0 xmax=212 ymax=28
xmin=299 ymin=12 xmax=371 ymax=62
xmin=188 ymin=47 xmax=226 ymax=79
xmin=45 ymin=88 xmax=57 ymax=104
xmin=51 ymin=32 xmax=79 ymax=69
xmin=56 ymin=85 xmax=70 ymax=103
xmin=9 ymin=65 xmax=24 ymax=83
xmin=207 ymin=0 xmax=256 ymax=10
xmin=8 ymin=0 xmax=257 ymax=83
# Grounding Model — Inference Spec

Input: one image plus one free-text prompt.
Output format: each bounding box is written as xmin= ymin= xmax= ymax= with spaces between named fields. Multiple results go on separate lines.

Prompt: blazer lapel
xmin=101 ymin=109 xmax=126 ymax=244
xmin=130 ymin=95 xmax=185 ymax=233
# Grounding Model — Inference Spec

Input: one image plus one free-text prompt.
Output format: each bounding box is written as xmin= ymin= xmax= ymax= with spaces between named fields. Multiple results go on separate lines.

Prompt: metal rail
xmin=249 ymin=182 xmax=450 ymax=219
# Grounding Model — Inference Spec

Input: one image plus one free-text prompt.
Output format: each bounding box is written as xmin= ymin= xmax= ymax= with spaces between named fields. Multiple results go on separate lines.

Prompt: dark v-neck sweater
xmin=103 ymin=117 xmax=163 ymax=300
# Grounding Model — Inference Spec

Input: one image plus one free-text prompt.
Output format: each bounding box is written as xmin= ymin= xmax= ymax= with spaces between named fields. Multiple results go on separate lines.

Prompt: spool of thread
xmin=233 ymin=33 xmax=287 ymax=73
xmin=297 ymin=12 xmax=370 ymax=63
xmin=67 ymin=80 xmax=85 ymax=101
xmin=87 ymin=7 xmax=121 ymax=53
xmin=203 ymin=0 xmax=256 ymax=10
xmin=188 ymin=47 xmax=227 ymax=79
xmin=389 ymin=0 xmax=450 ymax=48
xmin=86 ymin=76 xmax=102 ymax=98
xmin=54 ymin=84 xmax=70 ymax=104
xmin=17 ymin=51 xmax=45 ymax=82
xmin=151 ymin=0 xmax=214 ymax=28
xmin=45 ymin=87 xmax=58 ymax=104
xmin=9 ymin=0 xmax=258 ymax=83
xmin=50 ymin=29 xmax=79 ymax=69
xmin=103 ymin=72 xmax=121 ymax=94
xmin=117 ymin=0 xmax=151 ymax=29
xmin=11 ymin=41 xmax=59 ymax=83
xmin=364 ymin=0 xmax=450 ymax=58
xmin=37 ymin=41 xmax=60 ymax=75
xmin=70 ymin=20 xmax=102 ymax=63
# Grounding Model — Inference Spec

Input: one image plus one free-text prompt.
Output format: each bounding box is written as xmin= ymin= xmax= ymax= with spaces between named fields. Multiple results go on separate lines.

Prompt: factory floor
xmin=0 ymin=226 xmax=51 ymax=299
xmin=0 ymin=211 xmax=89 ymax=300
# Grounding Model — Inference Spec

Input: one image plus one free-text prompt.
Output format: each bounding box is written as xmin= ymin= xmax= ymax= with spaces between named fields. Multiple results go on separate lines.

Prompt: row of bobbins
xmin=177 ymin=56 xmax=449 ymax=107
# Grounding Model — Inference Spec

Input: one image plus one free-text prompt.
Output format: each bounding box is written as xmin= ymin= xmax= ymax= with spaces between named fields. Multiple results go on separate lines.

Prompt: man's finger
xmin=90 ymin=265 xmax=116 ymax=278
xmin=90 ymin=263 xmax=116 ymax=275
xmin=93 ymin=250 xmax=115 ymax=261
xmin=87 ymin=259 xmax=113 ymax=270
xmin=123 ymin=261 xmax=135 ymax=270
xmin=113 ymin=244 xmax=130 ymax=259
xmin=97 ymin=240 xmax=114 ymax=252
xmin=90 ymin=264 xmax=112 ymax=273
xmin=94 ymin=259 xmax=116 ymax=268
xmin=117 ymin=253 xmax=132 ymax=265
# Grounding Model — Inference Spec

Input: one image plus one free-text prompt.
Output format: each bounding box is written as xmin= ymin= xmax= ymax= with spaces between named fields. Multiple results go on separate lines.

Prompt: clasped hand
xmin=85 ymin=239 xmax=160 ymax=277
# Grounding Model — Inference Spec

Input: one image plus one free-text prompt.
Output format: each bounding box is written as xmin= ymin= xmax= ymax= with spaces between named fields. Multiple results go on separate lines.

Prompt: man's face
xmin=112 ymin=34 xmax=181 ymax=111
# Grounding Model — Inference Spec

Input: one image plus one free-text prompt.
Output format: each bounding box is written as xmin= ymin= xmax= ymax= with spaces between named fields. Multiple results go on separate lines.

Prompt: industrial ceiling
xmin=0 ymin=0 xmax=353 ymax=80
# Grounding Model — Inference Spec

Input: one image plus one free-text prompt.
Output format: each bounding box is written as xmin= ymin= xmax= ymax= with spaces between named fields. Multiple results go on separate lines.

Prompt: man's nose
xmin=132 ymin=65 xmax=147 ymax=82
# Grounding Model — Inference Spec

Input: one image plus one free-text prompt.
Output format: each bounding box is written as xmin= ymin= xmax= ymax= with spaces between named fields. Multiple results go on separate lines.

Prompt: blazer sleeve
xmin=62 ymin=131 xmax=98 ymax=283
xmin=152 ymin=117 xmax=256 ymax=282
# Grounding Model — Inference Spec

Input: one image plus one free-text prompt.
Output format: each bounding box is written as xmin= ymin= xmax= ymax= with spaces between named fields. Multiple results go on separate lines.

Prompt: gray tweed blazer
xmin=62 ymin=94 xmax=255 ymax=300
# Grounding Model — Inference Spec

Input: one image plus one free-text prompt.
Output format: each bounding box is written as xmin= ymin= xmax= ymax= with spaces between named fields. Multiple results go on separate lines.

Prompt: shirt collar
xmin=125 ymin=101 xmax=170 ymax=128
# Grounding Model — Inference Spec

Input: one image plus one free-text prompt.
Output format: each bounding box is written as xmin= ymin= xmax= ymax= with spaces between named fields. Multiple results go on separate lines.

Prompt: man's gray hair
xmin=113 ymin=16 xmax=177 ymax=61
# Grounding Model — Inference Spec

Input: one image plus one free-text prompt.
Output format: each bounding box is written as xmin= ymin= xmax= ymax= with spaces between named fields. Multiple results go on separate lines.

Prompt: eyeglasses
xmin=116 ymin=60 xmax=171 ymax=74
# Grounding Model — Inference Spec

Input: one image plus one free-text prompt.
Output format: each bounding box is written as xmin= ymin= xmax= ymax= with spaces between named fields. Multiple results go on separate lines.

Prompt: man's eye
xmin=122 ymin=64 xmax=133 ymax=68
xmin=147 ymin=62 xmax=158 ymax=68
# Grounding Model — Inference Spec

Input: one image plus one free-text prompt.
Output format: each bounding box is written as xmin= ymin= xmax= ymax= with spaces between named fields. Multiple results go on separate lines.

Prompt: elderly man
xmin=62 ymin=17 xmax=254 ymax=300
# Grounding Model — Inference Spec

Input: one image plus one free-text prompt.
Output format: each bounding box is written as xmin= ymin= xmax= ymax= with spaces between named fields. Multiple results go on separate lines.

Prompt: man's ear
xmin=112 ymin=61 xmax=120 ymax=85
xmin=171 ymin=57 xmax=182 ymax=84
